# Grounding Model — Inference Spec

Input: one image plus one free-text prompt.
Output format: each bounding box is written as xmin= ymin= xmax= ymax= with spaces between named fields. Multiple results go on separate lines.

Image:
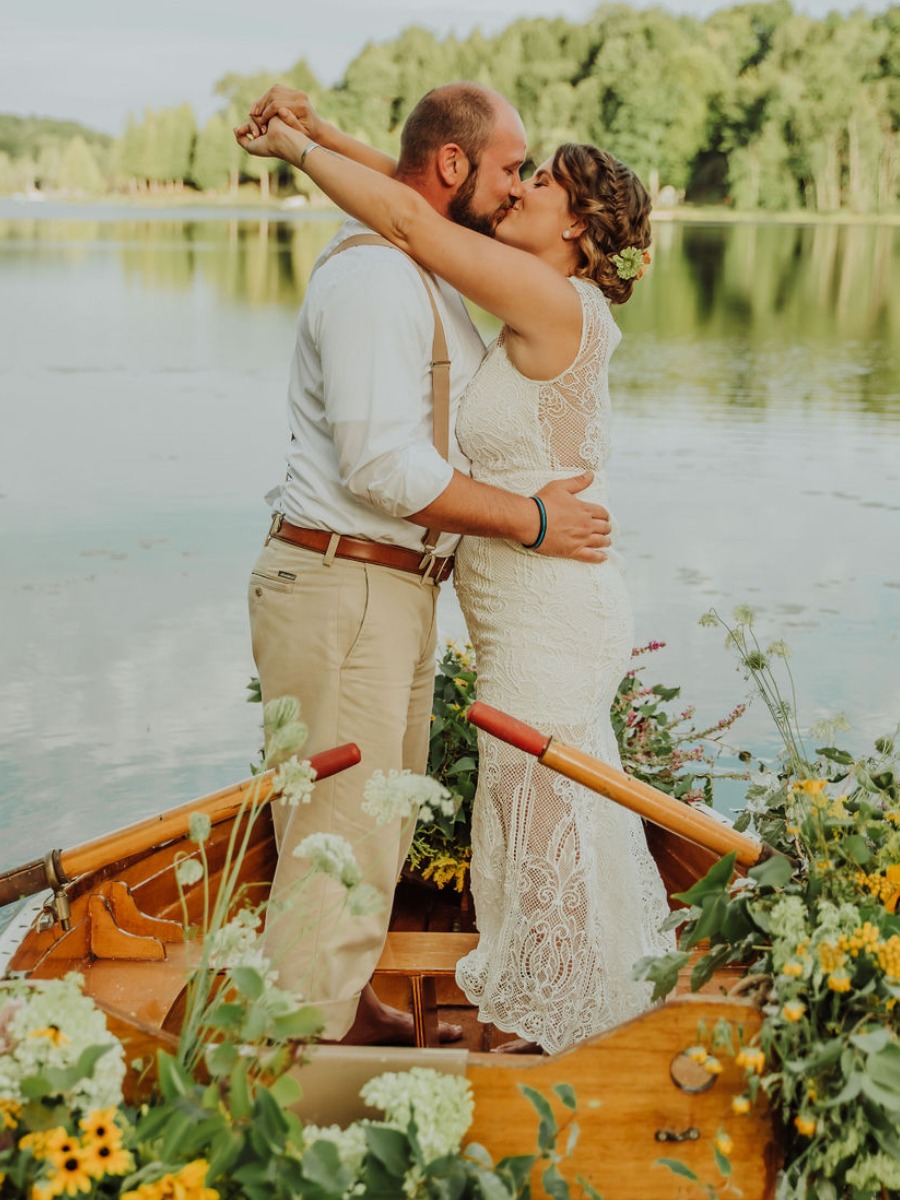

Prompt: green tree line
xmin=2 ymin=1 xmax=898 ymax=212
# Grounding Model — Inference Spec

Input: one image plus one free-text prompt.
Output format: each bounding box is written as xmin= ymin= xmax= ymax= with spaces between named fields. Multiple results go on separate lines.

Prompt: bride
xmin=236 ymin=94 xmax=673 ymax=1053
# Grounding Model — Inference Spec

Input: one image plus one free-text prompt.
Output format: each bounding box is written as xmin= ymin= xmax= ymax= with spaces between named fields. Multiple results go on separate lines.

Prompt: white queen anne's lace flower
xmin=362 ymin=770 xmax=452 ymax=826
xmin=294 ymin=833 xmax=362 ymax=888
xmin=0 ymin=974 xmax=125 ymax=1110
xmin=207 ymin=907 xmax=277 ymax=982
xmin=273 ymin=756 xmax=317 ymax=807
xmin=360 ymin=1067 xmax=474 ymax=1162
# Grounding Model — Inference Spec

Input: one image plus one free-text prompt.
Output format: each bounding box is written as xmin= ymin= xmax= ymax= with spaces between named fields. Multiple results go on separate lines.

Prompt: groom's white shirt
xmin=273 ymin=219 xmax=486 ymax=557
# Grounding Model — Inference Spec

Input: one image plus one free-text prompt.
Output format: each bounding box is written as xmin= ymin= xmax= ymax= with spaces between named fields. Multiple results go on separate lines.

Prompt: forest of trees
xmin=1 ymin=1 xmax=898 ymax=212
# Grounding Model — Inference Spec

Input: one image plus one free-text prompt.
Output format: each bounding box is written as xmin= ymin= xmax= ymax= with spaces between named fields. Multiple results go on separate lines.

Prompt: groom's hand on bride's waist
xmin=534 ymin=472 xmax=610 ymax=563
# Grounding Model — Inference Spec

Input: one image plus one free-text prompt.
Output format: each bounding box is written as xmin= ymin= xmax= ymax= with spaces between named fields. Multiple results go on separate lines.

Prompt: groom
xmin=236 ymin=83 xmax=610 ymax=1045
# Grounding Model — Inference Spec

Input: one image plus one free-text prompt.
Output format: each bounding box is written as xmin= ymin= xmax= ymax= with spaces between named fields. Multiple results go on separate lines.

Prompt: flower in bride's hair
xmin=294 ymin=832 xmax=362 ymax=888
xmin=362 ymin=770 xmax=452 ymax=826
xmin=610 ymin=245 xmax=645 ymax=280
xmin=272 ymin=756 xmax=317 ymax=807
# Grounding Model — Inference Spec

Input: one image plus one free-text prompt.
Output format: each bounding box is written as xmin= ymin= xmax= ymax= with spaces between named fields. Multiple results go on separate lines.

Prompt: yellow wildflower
xmin=793 ymin=779 xmax=827 ymax=795
xmin=735 ymin=1047 xmax=766 ymax=1073
xmin=79 ymin=1108 xmax=124 ymax=1147
xmin=80 ymin=1139 xmax=134 ymax=1180
xmin=783 ymin=1001 xmax=806 ymax=1022
xmin=731 ymin=1095 xmax=751 ymax=1115
xmin=781 ymin=961 xmax=803 ymax=977
xmin=714 ymin=1132 xmax=733 ymax=1156
xmin=686 ymin=1046 xmax=708 ymax=1064
xmin=0 ymin=1098 xmax=21 ymax=1130
xmin=828 ymin=971 xmax=852 ymax=993
xmin=40 ymin=1142 xmax=94 ymax=1197
xmin=794 ymin=1115 xmax=817 ymax=1137
xmin=704 ymin=1056 xmax=724 ymax=1075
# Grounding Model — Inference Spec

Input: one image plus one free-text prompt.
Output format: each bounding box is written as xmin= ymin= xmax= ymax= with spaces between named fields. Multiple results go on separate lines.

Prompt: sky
xmin=0 ymin=0 xmax=891 ymax=136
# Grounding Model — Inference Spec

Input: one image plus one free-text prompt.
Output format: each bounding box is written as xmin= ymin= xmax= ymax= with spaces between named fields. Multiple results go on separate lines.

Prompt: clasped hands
xmin=233 ymin=86 xmax=320 ymax=159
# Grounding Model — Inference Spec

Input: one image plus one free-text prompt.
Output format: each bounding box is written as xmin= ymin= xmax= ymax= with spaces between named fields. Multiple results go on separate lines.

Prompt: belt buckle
xmin=266 ymin=512 xmax=284 ymax=544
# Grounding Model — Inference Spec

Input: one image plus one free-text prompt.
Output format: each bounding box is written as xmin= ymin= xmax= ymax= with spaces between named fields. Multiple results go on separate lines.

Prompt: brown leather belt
xmin=268 ymin=516 xmax=454 ymax=584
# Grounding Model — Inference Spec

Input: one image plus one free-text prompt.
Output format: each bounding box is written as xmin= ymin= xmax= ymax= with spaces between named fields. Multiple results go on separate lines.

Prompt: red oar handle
xmin=307 ymin=742 xmax=362 ymax=780
xmin=466 ymin=702 xmax=550 ymax=757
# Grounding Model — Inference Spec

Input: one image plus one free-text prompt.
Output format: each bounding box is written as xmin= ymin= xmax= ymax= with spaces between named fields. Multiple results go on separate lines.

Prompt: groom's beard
xmin=448 ymin=167 xmax=514 ymax=237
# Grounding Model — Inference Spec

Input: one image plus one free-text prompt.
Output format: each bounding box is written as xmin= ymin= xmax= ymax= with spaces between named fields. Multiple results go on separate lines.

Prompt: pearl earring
xmin=563 ymin=231 xmax=571 ymax=240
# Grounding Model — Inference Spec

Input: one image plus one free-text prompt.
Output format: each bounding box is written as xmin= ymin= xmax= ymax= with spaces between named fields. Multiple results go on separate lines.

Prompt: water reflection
xmin=0 ymin=210 xmax=897 ymax=868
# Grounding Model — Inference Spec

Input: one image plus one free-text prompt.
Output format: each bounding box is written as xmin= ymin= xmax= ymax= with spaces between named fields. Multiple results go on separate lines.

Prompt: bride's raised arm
xmin=234 ymin=110 xmax=581 ymax=360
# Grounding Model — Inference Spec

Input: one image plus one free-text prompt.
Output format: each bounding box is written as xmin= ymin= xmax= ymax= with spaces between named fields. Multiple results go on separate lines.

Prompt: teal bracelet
xmin=522 ymin=495 xmax=547 ymax=550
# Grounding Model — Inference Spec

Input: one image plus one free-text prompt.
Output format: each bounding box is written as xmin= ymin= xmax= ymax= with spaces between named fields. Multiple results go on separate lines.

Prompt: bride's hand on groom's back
xmin=534 ymin=473 xmax=610 ymax=563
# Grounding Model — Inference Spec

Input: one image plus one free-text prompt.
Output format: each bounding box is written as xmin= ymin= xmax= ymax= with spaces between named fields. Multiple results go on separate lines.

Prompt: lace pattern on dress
xmin=453 ymin=278 xmax=674 ymax=1053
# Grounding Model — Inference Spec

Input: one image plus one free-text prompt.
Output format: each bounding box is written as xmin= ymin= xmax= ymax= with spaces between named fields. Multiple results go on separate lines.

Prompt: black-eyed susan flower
xmin=79 ymin=1107 xmax=123 ymax=1148
xmin=80 ymin=1137 xmax=133 ymax=1180
xmin=39 ymin=1141 xmax=94 ymax=1197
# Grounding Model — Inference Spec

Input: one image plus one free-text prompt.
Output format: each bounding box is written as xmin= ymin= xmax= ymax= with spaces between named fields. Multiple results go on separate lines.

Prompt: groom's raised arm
xmin=246 ymin=86 xmax=398 ymax=176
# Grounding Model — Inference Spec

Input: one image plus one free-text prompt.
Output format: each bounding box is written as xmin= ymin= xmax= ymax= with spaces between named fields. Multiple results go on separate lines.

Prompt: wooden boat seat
xmin=374 ymin=931 xmax=479 ymax=1048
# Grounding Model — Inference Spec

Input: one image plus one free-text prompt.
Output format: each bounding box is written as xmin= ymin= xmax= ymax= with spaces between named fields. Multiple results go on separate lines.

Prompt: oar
xmin=0 ymin=742 xmax=361 ymax=910
xmin=466 ymin=702 xmax=779 ymax=868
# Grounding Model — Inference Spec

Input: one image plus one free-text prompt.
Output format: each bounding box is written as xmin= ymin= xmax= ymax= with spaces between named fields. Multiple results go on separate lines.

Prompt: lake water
xmin=1 ymin=202 xmax=898 ymax=870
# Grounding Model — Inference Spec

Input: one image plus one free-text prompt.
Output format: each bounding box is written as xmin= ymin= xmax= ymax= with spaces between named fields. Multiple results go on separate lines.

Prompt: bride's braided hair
xmin=551 ymin=143 xmax=652 ymax=305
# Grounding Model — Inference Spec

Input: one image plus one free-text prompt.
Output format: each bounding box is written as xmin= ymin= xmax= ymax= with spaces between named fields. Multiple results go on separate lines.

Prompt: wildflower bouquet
xmin=636 ymin=608 xmax=900 ymax=1200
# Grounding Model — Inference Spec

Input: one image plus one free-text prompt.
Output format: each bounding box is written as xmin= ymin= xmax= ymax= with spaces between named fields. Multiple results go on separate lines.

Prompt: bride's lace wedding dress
xmin=453 ymin=277 xmax=674 ymax=1054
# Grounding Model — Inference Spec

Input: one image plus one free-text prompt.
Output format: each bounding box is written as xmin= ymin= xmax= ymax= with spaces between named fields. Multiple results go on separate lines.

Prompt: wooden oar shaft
xmin=0 ymin=743 xmax=361 ymax=907
xmin=467 ymin=702 xmax=766 ymax=869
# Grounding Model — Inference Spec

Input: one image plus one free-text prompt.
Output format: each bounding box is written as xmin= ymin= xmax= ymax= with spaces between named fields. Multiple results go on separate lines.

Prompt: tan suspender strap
xmin=315 ymin=233 xmax=449 ymax=554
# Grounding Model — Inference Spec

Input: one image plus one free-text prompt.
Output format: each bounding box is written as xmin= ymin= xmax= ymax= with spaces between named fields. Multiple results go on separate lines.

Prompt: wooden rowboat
xmin=0 ymin=731 xmax=780 ymax=1199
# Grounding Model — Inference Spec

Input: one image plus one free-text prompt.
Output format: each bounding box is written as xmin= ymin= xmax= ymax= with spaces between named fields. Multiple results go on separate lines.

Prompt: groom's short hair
xmin=398 ymin=83 xmax=499 ymax=175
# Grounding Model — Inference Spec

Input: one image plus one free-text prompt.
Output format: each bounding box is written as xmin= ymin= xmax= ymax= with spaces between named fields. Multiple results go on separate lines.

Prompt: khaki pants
xmin=248 ymin=536 xmax=439 ymax=1038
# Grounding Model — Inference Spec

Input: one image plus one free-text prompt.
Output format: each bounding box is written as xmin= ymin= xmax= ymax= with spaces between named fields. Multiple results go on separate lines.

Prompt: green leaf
xmin=365 ymin=1125 xmax=413 ymax=1177
xmin=656 ymin=1157 xmax=700 ymax=1181
xmin=271 ymin=1005 xmax=325 ymax=1040
xmin=268 ymin=1073 xmax=302 ymax=1109
xmin=867 ymin=1043 xmax=900 ymax=1096
xmin=851 ymin=1028 xmax=892 ymax=1055
xmin=672 ymin=852 xmax=737 ymax=906
xmin=683 ymin=893 xmax=729 ymax=948
xmin=840 ymin=834 xmax=872 ymax=866
xmin=228 ymin=1060 xmax=251 ymax=1119
xmin=475 ymin=1168 xmax=517 ymax=1200
xmin=231 ymin=965 xmax=265 ymax=1000
xmin=713 ymin=1145 xmax=732 ymax=1177
xmin=860 ymin=1074 xmax=900 ymax=1113
xmin=302 ymin=1140 xmax=353 ymax=1193
xmin=206 ymin=1040 xmax=238 ymax=1077
xmin=816 ymin=746 xmax=854 ymax=765
xmin=553 ymin=1083 xmax=577 ymax=1110
xmin=632 ymin=951 xmax=690 ymax=1001
xmin=520 ymin=1085 xmax=557 ymax=1152
xmin=748 ymin=854 xmax=794 ymax=888
xmin=156 ymin=1049 xmax=192 ymax=1100
xmin=542 ymin=1162 xmax=572 ymax=1199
